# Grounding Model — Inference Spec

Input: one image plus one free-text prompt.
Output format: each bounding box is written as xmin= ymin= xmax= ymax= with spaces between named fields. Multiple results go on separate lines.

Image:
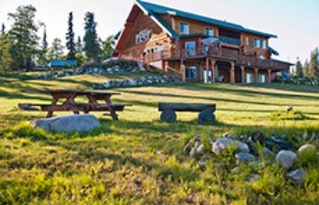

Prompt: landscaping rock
xmin=246 ymin=174 xmax=261 ymax=183
xmin=212 ymin=137 xmax=249 ymax=155
xmin=235 ymin=152 xmax=256 ymax=164
xmin=286 ymin=168 xmax=305 ymax=184
xmin=30 ymin=114 xmax=100 ymax=133
xmin=160 ymin=108 xmax=176 ymax=122
xmin=259 ymin=147 xmax=276 ymax=160
xmin=198 ymin=109 xmax=215 ymax=124
xmin=276 ymin=150 xmax=297 ymax=169
xmin=298 ymin=144 xmax=317 ymax=163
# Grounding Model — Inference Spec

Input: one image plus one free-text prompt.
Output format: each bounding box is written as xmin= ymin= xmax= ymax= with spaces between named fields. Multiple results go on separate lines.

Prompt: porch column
xmin=205 ymin=58 xmax=209 ymax=83
xmin=254 ymin=68 xmax=259 ymax=83
xmin=181 ymin=64 xmax=185 ymax=82
xmin=240 ymin=66 xmax=245 ymax=83
xmin=230 ymin=61 xmax=235 ymax=83
xmin=211 ymin=59 xmax=217 ymax=82
xmin=267 ymin=69 xmax=272 ymax=83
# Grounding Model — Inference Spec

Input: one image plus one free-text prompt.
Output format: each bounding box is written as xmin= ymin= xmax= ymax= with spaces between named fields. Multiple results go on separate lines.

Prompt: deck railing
xmin=141 ymin=45 xmax=289 ymax=70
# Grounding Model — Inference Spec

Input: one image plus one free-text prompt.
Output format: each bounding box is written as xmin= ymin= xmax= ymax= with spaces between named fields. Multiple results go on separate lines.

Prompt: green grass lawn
xmin=0 ymin=73 xmax=319 ymax=204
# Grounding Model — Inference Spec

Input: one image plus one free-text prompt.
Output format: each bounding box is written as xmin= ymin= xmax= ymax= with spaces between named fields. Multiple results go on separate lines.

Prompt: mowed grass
xmin=0 ymin=73 xmax=319 ymax=204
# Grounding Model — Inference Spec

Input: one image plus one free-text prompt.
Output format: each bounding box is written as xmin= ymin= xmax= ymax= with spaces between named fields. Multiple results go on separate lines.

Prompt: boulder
xmin=30 ymin=114 xmax=100 ymax=133
xmin=286 ymin=168 xmax=305 ymax=184
xmin=212 ymin=137 xmax=249 ymax=155
xmin=198 ymin=109 xmax=216 ymax=124
xmin=276 ymin=150 xmax=297 ymax=170
xmin=298 ymin=144 xmax=317 ymax=163
xmin=235 ymin=152 xmax=256 ymax=164
xmin=160 ymin=108 xmax=176 ymax=122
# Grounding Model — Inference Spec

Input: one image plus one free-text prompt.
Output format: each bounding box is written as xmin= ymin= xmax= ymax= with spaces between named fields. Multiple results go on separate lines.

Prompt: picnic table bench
xmin=158 ymin=102 xmax=216 ymax=123
xmin=18 ymin=89 xmax=132 ymax=120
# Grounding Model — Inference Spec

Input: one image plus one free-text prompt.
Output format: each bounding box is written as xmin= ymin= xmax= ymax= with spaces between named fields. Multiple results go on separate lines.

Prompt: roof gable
xmin=136 ymin=0 xmax=277 ymax=39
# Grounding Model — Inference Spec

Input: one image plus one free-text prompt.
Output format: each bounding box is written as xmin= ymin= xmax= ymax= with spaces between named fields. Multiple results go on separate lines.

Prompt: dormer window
xmin=180 ymin=22 xmax=189 ymax=35
xmin=254 ymin=38 xmax=260 ymax=48
xmin=261 ymin=39 xmax=267 ymax=49
xmin=205 ymin=28 xmax=214 ymax=36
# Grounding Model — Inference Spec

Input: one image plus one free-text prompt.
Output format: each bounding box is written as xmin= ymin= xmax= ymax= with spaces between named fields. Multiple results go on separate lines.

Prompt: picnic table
xmin=19 ymin=89 xmax=131 ymax=120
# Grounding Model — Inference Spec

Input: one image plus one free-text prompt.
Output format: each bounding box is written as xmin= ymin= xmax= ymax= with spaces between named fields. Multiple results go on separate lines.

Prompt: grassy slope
xmin=0 ymin=73 xmax=319 ymax=204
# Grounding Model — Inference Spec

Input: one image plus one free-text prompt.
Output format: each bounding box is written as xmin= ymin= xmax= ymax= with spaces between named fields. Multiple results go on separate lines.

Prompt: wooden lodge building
xmin=114 ymin=0 xmax=292 ymax=83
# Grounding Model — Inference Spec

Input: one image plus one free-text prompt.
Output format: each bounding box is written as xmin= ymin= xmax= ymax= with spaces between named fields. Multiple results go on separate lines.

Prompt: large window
xmin=180 ymin=22 xmax=189 ymax=34
xmin=185 ymin=66 xmax=197 ymax=80
xmin=205 ymin=28 xmax=214 ymax=36
xmin=258 ymin=74 xmax=265 ymax=83
xmin=246 ymin=73 xmax=254 ymax=83
xmin=261 ymin=39 xmax=267 ymax=49
xmin=185 ymin=41 xmax=195 ymax=56
xmin=254 ymin=38 xmax=260 ymax=48
xmin=135 ymin=30 xmax=152 ymax=44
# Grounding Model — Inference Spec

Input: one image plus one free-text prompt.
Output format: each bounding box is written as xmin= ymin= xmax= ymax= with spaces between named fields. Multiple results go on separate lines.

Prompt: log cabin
xmin=113 ymin=0 xmax=292 ymax=83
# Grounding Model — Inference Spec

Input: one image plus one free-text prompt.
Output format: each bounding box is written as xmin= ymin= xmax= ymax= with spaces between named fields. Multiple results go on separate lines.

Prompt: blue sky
xmin=1 ymin=0 xmax=318 ymax=63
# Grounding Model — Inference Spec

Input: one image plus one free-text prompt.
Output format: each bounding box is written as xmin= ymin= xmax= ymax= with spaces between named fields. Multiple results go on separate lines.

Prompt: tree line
xmin=294 ymin=48 xmax=319 ymax=79
xmin=0 ymin=4 xmax=115 ymax=72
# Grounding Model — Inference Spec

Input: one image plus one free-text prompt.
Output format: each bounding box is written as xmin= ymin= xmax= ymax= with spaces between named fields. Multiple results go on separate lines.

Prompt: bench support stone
xmin=198 ymin=109 xmax=216 ymax=124
xmin=160 ymin=108 xmax=177 ymax=122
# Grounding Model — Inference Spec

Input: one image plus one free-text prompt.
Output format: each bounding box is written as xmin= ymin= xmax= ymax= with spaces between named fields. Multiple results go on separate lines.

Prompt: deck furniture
xmin=18 ymin=89 xmax=131 ymax=120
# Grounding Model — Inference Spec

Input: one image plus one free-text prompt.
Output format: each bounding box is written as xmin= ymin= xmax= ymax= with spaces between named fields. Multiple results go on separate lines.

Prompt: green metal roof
xmin=136 ymin=0 xmax=277 ymax=39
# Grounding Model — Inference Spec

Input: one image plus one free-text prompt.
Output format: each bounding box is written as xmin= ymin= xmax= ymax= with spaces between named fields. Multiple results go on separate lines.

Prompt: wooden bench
xmin=158 ymin=102 xmax=216 ymax=123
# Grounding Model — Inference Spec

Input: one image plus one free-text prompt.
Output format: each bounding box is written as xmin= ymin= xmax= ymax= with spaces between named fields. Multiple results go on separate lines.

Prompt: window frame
xmin=253 ymin=38 xmax=260 ymax=48
xmin=261 ymin=39 xmax=267 ymax=49
xmin=205 ymin=27 xmax=214 ymax=36
xmin=185 ymin=66 xmax=197 ymax=80
xmin=185 ymin=41 xmax=196 ymax=56
xmin=180 ymin=22 xmax=189 ymax=35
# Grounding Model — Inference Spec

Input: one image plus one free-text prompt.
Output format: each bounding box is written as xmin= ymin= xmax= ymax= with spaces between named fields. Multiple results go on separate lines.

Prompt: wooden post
xmin=240 ymin=66 xmax=245 ymax=83
xmin=230 ymin=61 xmax=235 ymax=83
xmin=267 ymin=69 xmax=272 ymax=83
xmin=205 ymin=58 xmax=209 ymax=83
xmin=181 ymin=64 xmax=186 ymax=82
xmin=211 ymin=58 xmax=217 ymax=82
xmin=254 ymin=68 xmax=259 ymax=83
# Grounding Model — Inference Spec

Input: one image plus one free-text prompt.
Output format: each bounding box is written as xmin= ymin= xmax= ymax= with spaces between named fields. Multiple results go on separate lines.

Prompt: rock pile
xmin=92 ymin=74 xmax=181 ymax=89
xmin=185 ymin=131 xmax=318 ymax=185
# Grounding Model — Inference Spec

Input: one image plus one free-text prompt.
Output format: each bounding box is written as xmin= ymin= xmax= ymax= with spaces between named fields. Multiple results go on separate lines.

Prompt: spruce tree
xmin=303 ymin=59 xmax=310 ymax=77
xmin=294 ymin=57 xmax=303 ymax=77
xmin=75 ymin=36 xmax=82 ymax=53
xmin=83 ymin=12 xmax=101 ymax=61
xmin=48 ymin=38 xmax=65 ymax=60
xmin=38 ymin=26 xmax=48 ymax=66
xmin=66 ymin=12 xmax=76 ymax=60
xmin=8 ymin=5 xmax=40 ymax=71
xmin=309 ymin=48 xmax=319 ymax=79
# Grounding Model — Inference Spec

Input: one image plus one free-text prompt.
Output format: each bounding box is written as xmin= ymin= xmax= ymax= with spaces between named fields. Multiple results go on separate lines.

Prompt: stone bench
xmin=158 ymin=102 xmax=216 ymax=123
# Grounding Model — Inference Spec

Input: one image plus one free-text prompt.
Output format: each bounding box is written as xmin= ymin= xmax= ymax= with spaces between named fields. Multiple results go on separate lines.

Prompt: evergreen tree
xmin=66 ymin=12 xmax=76 ymax=60
xmin=101 ymin=35 xmax=115 ymax=60
xmin=303 ymin=59 xmax=310 ymax=77
xmin=48 ymin=38 xmax=65 ymax=60
xmin=38 ymin=26 xmax=48 ymax=66
xmin=309 ymin=48 xmax=319 ymax=79
xmin=8 ymin=5 xmax=40 ymax=71
xmin=75 ymin=36 xmax=83 ymax=53
xmin=1 ymin=24 xmax=5 ymax=34
xmin=83 ymin=12 xmax=101 ymax=61
xmin=0 ymin=32 xmax=13 ymax=72
xmin=294 ymin=57 xmax=303 ymax=77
